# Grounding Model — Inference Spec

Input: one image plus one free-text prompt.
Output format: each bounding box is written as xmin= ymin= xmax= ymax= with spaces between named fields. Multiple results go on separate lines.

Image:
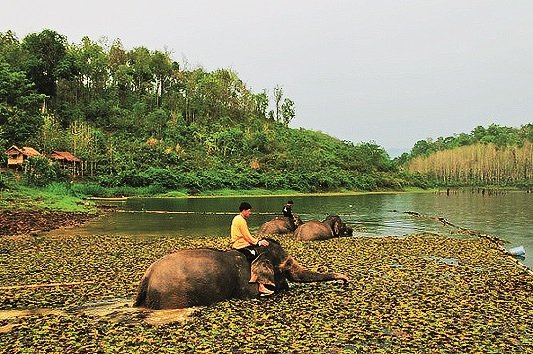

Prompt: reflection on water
xmin=55 ymin=192 xmax=532 ymax=268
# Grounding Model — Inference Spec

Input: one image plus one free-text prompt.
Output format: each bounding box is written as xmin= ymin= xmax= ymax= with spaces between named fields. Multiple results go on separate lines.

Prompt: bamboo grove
xmin=405 ymin=129 xmax=533 ymax=188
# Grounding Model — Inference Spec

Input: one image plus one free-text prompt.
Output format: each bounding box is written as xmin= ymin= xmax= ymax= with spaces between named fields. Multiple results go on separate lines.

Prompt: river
xmin=63 ymin=191 xmax=532 ymax=269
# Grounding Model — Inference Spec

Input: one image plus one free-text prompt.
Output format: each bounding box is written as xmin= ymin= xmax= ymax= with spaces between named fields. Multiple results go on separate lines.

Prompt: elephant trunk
xmin=281 ymin=256 xmax=349 ymax=284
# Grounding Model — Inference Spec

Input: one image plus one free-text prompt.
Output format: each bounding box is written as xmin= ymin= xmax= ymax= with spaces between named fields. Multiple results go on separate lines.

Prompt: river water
xmin=65 ymin=191 xmax=532 ymax=269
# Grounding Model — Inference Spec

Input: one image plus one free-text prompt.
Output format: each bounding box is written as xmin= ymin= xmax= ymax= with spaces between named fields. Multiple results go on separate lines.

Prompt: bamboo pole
xmin=0 ymin=280 xmax=97 ymax=291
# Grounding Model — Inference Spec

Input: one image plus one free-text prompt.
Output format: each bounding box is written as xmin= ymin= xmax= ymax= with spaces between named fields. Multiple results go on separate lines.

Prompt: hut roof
xmin=50 ymin=151 xmax=81 ymax=162
xmin=4 ymin=145 xmax=41 ymax=157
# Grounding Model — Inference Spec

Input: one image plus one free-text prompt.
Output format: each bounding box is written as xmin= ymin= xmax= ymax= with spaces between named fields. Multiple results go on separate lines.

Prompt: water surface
xmin=63 ymin=192 xmax=532 ymax=268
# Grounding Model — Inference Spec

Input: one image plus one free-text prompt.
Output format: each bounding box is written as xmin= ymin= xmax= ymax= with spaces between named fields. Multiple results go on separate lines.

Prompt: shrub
xmin=71 ymin=183 xmax=110 ymax=198
xmin=144 ymin=168 xmax=180 ymax=189
xmin=22 ymin=157 xmax=70 ymax=187
xmin=116 ymin=169 xmax=150 ymax=188
xmin=44 ymin=182 xmax=71 ymax=195
xmin=0 ymin=171 xmax=14 ymax=189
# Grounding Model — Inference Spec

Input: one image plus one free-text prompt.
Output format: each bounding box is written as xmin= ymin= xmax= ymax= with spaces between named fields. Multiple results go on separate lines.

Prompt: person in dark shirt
xmin=282 ymin=200 xmax=295 ymax=229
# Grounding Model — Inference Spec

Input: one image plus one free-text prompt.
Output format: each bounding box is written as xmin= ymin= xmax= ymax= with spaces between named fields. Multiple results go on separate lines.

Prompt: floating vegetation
xmin=1 ymin=232 xmax=532 ymax=352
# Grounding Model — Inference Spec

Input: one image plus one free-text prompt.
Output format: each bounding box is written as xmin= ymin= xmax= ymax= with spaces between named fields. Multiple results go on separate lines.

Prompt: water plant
xmin=1 ymin=232 xmax=532 ymax=352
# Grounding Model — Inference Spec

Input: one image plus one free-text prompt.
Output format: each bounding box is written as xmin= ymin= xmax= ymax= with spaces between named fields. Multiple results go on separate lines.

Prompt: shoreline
xmin=1 ymin=206 xmax=530 ymax=275
xmin=0 ymin=209 xmax=99 ymax=237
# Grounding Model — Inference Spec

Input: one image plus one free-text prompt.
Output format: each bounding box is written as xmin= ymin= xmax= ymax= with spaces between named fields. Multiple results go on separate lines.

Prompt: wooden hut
xmin=4 ymin=145 xmax=41 ymax=168
xmin=49 ymin=151 xmax=82 ymax=176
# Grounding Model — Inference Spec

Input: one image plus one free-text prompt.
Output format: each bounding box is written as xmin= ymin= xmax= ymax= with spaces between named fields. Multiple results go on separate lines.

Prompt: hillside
xmin=1 ymin=29 xmax=405 ymax=194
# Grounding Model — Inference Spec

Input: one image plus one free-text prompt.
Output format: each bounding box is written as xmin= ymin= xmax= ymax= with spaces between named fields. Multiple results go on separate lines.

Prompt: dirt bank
xmin=0 ymin=209 xmax=98 ymax=237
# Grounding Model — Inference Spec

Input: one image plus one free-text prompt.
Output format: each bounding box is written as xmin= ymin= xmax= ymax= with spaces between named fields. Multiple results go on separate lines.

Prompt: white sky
xmin=2 ymin=0 xmax=533 ymax=156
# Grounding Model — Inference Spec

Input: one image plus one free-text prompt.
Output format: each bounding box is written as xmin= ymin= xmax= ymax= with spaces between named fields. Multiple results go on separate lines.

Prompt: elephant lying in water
xmin=257 ymin=215 xmax=303 ymax=236
xmin=134 ymin=238 xmax=348 ymax=309
xmin=293 ymin=215 xmax=353 ymax=241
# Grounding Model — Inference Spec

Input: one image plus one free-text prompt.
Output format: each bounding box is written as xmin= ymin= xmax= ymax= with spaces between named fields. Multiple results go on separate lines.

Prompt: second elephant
xmin=293 ymin=215 xmax=352 ymax=241
xmin=257 ymin=215 xmax=303 ymax=236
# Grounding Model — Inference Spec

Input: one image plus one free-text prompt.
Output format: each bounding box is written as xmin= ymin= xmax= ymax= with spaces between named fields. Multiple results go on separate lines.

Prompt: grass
xmin=0 ymin=183 xmax=93 ymax=212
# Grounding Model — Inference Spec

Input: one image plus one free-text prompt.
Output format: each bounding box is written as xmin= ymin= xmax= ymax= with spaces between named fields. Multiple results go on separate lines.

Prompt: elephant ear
xmin=333 ymin=220 xmax=340 ymax=236
xmin=250 ymin=254 xmax=275 ymax=286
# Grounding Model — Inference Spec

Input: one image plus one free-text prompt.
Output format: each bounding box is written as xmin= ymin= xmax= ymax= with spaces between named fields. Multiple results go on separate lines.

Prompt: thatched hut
xmin=4 ymin=146 xmax=41 ymax=168
xmin=49 ymin=151 xmax=82 ymax=176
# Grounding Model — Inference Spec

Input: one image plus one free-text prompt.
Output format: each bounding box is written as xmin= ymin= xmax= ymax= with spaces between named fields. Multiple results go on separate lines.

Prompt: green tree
xmin=281 ymin=98 xmax=295 ymax=126
xmin=354 ymin=142 xmax=391 ymax=172
xmin=23 ymin=156 xmax=69 ymax=186
xmin=40 ymin=114 xmax=64 ymax=153
xmin=181 ymin=68 xmax=207 ymax=123
xmin=128 ymin=46 xmax=152 ymax=98
xmin=471 ymin=125 xmax=486 ymax=142
xmin=253 ymin=90 xmax=269 ymax=119
xmin=108 ymin=40 xmax=131 ymax=105
xmin=54 ymin=45 xmax=82 ymax=112
xmin=0 ymin=59 xmax=44 ymax=145
xmin=0 ymin=31 xmax=23 ymax=69
xmin=410 ymin=139 xmax=436 ymax=158
xmin=78 ymin=36 xmax=109 ymax=100
xmin=21 ymin=29 xmax=68 ymax=98
xmin=273 ymin=85 xmax=283 ymax=122
xmin=150 ymin=50 xmax=173 ymax=107
xmin=519 ymin=123 xmax=533 ymax=143
xmin=455 ymin=133 xmax=472 ymax=147
xmin=479 ymin=124 xmax=520 ymax=147
xmin=68 ymin=120 xmax=104 ymax=176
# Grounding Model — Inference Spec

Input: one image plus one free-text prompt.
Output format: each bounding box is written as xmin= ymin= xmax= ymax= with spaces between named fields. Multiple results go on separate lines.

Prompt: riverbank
xmin=1 ymin=224 xmax=532 ymax=352
xmin=0 ymin=176 xmax=430 ymax=211
xmin=0 ymin=209 xmax=98 ymax=237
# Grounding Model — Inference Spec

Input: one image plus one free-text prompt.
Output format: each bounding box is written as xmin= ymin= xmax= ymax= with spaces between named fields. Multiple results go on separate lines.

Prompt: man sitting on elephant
xmin=282 ymin=200 xmax=296 ymax=230
xmin=230 ymin=202 xmax=274 ymax=295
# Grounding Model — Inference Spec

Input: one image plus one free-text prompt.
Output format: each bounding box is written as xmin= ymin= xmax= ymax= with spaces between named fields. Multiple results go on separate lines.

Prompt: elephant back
xmin=323 ymin=215 xmax=351 ymax=236
xmin=293 ymin=220 xmax=333 ymax=241
xmin=134 ymin=248 xmax=253 ymax=309
xmin=258 ymin=218 xmax=291 ymax=236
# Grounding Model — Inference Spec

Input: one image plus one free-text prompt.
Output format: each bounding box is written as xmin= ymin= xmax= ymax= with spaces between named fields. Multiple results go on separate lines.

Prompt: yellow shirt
xmin=230 ymin=214 xmax=259 ymax=249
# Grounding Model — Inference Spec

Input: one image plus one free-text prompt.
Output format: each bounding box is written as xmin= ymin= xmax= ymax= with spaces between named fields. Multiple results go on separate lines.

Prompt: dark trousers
xmin=236 ymin=246 xmax=259 ymax=263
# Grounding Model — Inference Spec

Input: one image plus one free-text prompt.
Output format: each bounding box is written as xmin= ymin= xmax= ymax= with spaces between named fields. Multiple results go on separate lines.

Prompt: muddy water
xmin=0 ymin=298 xmax=197 ymax=327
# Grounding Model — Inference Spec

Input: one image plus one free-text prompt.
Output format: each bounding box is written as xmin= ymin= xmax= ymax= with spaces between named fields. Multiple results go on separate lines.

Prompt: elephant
xmin=133 ymin=238 xmax=348 ymax=309
xmin=293 ymin=215 xmax=352 ymax=241
xmin=257 ymin=214 xmax=304 ymax=236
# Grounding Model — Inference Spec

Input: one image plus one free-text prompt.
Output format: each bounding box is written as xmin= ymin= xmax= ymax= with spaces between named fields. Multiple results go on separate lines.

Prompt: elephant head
xmin=134 ymin=238 xmax=348 ymax=309
xmin=293 ymin=215 xmax=352 ymax=241
xmin=323 ymin=215 xmax=352 ymax=237
xmin=293 ymin=214 xmax=304 ymax=228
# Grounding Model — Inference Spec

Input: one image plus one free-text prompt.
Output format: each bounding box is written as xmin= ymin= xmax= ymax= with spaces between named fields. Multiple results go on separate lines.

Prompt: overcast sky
xmin=2 ymin=1 xmax=532 ymax=156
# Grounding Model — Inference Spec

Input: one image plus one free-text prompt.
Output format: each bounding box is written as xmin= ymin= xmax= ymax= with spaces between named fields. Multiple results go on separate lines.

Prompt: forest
xmin=1 ymin=29 xmax=531 ymax=195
